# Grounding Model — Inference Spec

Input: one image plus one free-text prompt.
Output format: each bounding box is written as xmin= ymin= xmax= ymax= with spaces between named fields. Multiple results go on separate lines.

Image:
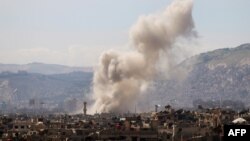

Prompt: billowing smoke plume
xmin=90 ymin=0 xmax=196 ymax=113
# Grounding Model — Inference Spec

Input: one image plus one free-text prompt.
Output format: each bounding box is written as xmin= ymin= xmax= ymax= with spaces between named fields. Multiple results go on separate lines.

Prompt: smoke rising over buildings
xmin=90 ymin=0 xmax=196 ymax=113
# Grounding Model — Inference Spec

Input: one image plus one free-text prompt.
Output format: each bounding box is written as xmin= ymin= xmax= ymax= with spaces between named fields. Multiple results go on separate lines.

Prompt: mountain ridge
xmin=142 ymin=43 xmax=250 ymax=111
xmin=0 ymin=62 xmax=93 ymax=75
xmin=0 ymin=43 xmax=249 ymax=113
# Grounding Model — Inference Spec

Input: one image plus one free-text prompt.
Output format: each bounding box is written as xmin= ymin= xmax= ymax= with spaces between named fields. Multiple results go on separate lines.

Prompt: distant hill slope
xmin=145 ymin=43 xmax=250 ymax=110
xmin=0 ymin=62 xmax=92 ymax=74
xmin=1 ymin=44 xmax=249 ymax=112
xmin=0 ymin=71 xmax=93 ymax=111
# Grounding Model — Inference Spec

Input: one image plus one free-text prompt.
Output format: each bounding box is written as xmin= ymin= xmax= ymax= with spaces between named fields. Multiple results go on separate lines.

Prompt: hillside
xmin=143 ymin=43 xmax=250 ymax=110
xmin=0 ymin=71 xmax=93 ymax=113
xmin=0 ymin=44 xmax=249 ymax=113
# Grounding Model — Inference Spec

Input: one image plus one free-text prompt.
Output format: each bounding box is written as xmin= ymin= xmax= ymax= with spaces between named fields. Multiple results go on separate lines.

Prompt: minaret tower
xmin=83 ymin=102 xmax=87 ymax=115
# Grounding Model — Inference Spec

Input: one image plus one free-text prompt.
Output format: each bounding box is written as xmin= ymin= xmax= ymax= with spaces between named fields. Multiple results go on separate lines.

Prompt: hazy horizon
xmin=0 ymin=0 xmax=249 ymax=67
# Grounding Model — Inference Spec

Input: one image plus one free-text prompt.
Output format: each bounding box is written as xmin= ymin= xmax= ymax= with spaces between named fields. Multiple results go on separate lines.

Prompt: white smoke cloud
xmin=90 ymin=0 xmax=196 ymax=113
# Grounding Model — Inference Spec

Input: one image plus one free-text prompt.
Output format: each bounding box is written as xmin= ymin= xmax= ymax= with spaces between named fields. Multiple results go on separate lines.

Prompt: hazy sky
xmin=0 ymin=0 xmax=249 ymax=66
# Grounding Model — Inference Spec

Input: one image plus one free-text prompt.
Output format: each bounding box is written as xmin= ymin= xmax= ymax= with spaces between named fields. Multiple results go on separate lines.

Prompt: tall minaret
xmin=83 ymin=102 xmax=87 ymax=115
